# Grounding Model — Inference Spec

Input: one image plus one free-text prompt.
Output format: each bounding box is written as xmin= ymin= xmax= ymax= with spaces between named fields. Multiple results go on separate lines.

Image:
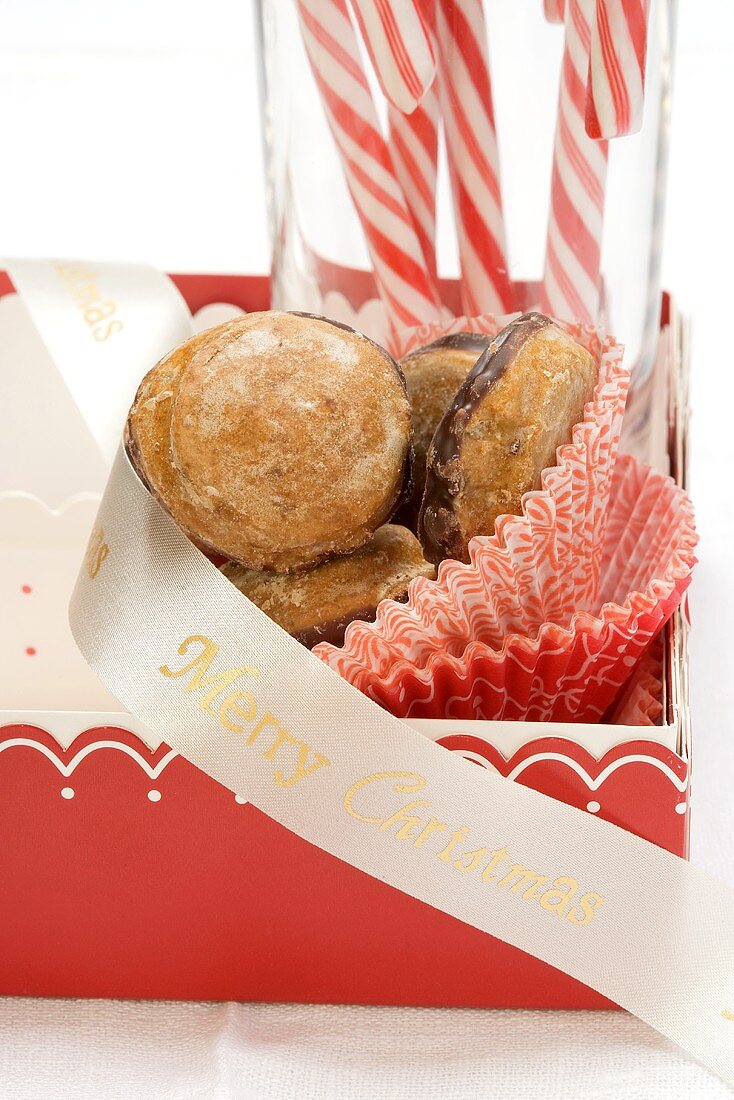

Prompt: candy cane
xmin=544 ymin=0 xmax=566 ymax=22
xmin=387 ymin=88 xmax=440 ymax=277
xmin=297 ymin=0 xmax=443 ymax=330
xmin=387 ymin=0 xmax=439 ymax=277
xmin=435 ymin=0 xmax=513 ymax=316
xmin=540 ymin=0 xmax=609 ymax=324
xmin=586 ymin=0 xmax=649 ymax=138
xmin=349 ymin=0 xmax=436 ymax=113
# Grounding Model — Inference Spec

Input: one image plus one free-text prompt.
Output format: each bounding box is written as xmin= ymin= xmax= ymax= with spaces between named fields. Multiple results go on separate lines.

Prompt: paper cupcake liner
xmin=315 ymin=453 xmax=696 ymax=723
xmin=396 ymin=314 xmax=627 ymax=645
xmin=609 ymin=635 xmax=664 ymax=727
xmin=316 ymin=314 xmax=628 ymax=680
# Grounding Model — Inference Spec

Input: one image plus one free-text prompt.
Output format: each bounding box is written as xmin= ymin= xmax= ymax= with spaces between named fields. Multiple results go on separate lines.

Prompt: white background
xmin=1 ymin=1 xmax=734 ymax=1096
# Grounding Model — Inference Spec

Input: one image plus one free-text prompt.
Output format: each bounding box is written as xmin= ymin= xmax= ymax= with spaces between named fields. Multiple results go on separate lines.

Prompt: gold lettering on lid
xmin=539 ymin=877 xmax=580 ymax=917
xmin=342 ymin=774 xmax=605 ymax=930
xmin=481 ymin=846 xmax=511 ymax=882
xmin=343 ymin=772 xmax=427 ymax=826
xmin=380 ymin=799 xmax=432 ymax=841
xmin=159 ymin=634 xmax=258 ymax=718
xmin=262 ymin=728 xmax=298 ymax=761
xmin=496 ymin=864 xmax=549 ymax=899
xmin=453 ymin=847 xmax=490 ymax=874
xmin=275 ymin=742 xmax=331 ymax=788
xmin=54 ymin=262 xmax=124 ymax=341
xmin=85 ymin=526 xmax=109 ymax=579
xmin=159 ymin=634 xmax=331 ymax=790
xmin=436 ymin=826 xmax=470 ymax=863
xmin=412 ymin=818 xmax=447 ymax=849
xmin=245 ymin=711 xmax=280 ymax=746
xmin=566 ymin=892 xmax=605 ymax=926
xmin=218 ymin=691 xmax=258 ymax=733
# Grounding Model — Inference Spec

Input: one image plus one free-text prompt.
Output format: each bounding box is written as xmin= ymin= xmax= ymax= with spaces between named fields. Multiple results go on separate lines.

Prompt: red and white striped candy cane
xmin=544 ymin=0 xmax=566 ymax=22
xmin=387 ymin=87 xmax=440 ymax=277
xmin=435 ymin=0 xmax=513 ymax=317
xmin=297 ymin=0 xmax=443 ymax=330
xmin=586 ymin=0 xmax=649 ymax=138
xmin=540 ymin=0 xmax=609 ymax=324
xmin=386 ymin=0 xmax=440 ymax=278
xmin=349 ymin=0 xmax=436 ymax=113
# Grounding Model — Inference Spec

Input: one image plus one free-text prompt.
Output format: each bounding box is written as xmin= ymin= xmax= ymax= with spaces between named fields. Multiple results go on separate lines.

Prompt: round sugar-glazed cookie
xmin=418 ymin=313 xmax=598 ymax=564
xmin=221 ymin=524 xmax=435 ymax=648
xmin=126 ymin=311 xmax=413 ymax=572
xmin=398 ymin=333 xmax=491 ymax=521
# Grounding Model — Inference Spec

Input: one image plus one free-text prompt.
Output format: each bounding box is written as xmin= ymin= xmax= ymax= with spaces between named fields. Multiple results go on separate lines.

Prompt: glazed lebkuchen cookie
xmin=418 ymin=313 xmax=597 ymax=564
xmin=126 ymin=311 xmax=413 ymax=573
xmin=221 ymin=524 xmax=435 ymax=648
xmin=398 ymin=333 xmax=491 ymax=519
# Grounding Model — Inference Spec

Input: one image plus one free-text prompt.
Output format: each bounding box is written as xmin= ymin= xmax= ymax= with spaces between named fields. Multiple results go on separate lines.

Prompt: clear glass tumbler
xmin=257 ymin=0 xmax=676 ymax=382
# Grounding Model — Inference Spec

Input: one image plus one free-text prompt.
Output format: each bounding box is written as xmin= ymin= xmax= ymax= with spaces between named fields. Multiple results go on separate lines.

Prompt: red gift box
xmin=0 ymin=273 xmax=691 ymax=1009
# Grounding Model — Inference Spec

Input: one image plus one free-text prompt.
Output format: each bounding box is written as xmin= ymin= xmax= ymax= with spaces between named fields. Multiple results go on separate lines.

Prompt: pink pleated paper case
xmin=316 ymin=314 xmax=697 ymax=725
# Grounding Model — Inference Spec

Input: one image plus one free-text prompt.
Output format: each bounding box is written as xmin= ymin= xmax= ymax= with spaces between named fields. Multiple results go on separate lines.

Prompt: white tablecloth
xmin=0 ymin=1000 xmax=732 ymax=1099
xmin=1 ymin=1 xmax=732 ymax=1095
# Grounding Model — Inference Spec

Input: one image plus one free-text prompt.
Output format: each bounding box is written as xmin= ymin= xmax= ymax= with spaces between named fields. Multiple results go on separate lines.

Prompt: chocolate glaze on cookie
xmin=397 ymin=333 xmax=490 ymax=526
xmin=126 ymin=311 xmax=414 ymax=573
xmin=418 ymin=313 xmax=597 ymax=564
xmin=221 ymin=524 xmax=435 ymax=648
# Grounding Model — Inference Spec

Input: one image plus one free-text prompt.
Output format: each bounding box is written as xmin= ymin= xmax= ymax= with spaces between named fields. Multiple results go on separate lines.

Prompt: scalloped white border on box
xmin=0 ymin=725 xmax=689 ymax=820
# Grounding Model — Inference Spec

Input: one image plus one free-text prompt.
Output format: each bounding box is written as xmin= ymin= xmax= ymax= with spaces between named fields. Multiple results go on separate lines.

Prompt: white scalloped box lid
xmin=0 ymin=292 xmax=246 ymax=506
xmin=1 ymin=492 xmax=117 ymax=712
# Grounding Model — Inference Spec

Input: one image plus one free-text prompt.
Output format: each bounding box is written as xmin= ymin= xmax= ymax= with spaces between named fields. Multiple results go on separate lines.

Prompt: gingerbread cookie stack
xmin=126 ymin=310 xmax=597 ymax=647
xmin=126 ymin=311 xmax=433 ymax=646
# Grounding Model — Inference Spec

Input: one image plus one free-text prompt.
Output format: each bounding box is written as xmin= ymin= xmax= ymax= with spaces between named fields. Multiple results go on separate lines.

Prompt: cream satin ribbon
xmin=7 ymin=259 xmax=734 ymax=1088
xmin=68 ymin=447 xmax=734 ymax=1088
xmin=5 ymin=258 xmax=192 ymax=464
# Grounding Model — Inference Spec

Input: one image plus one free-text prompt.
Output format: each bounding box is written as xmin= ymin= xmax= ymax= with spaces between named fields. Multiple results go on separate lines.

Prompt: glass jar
xmin=257 ymin=0 xmax=676 ymax=382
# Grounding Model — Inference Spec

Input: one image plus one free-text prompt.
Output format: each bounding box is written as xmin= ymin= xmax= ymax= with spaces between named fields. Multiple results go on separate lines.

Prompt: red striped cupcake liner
xmin=316 ymin=315 xmax=696 ymax=724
